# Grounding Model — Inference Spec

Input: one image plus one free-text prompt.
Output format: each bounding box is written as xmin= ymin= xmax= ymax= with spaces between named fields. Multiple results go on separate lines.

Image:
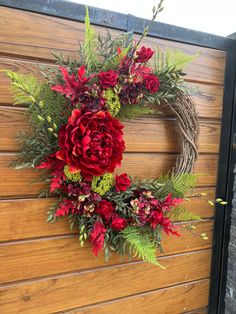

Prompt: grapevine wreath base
xmin=7 ymin=4 xmax=213 ymax=268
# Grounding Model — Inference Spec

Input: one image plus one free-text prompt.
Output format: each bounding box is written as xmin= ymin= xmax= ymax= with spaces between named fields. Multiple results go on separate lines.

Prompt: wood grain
xmin=0 ymin=7 xmax=225 ymax=85
xmin=0 ymin=153 xmax=218 ymax=197
xmin=0 ymin=106 xmax=221 ymax=153
xmin=0 ymin=220 xmax=212 ymax=284
xmin=0 ymin=250 xmax=211 ymax=313
xmin=68 ymin=279 xmax=209 ymax=314
xmin=0 ymin=189 xmax=214 ymax=242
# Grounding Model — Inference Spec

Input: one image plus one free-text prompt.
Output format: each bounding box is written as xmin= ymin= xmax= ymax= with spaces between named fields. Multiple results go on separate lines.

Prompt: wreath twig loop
xmin=170 ymin=91 xmax=199 ymax=175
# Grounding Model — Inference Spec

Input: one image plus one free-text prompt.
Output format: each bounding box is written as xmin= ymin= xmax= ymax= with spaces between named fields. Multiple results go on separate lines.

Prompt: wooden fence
xmin=0 ymin=5 xmax=226 ymax=313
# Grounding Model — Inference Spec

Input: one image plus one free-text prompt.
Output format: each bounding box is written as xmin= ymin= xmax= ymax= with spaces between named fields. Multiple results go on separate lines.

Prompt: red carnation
xmin=90 ymin=221 xmax=106 ymax=256
xmin=99 ymin=70 xmax=118 ymax=89
xmin=111 ymin=217 xmax=127 ymax=231
xmin=135 ymin=46 xmax=154 ymax=63
xmin=144 ymin=74 xmax=160 ymax=93
xmin=115 ymin=173 xmax=131 ymax=192
xmin=95 ymin=200 xmax=114 ymax=224
xmin=56 ymin=109 xmax=125 ymax=179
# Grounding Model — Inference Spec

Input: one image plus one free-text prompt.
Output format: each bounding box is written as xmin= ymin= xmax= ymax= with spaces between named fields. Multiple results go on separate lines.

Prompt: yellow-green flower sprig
xmin=92 ymin=173 xmax=113 ymax=195
xmin=104 ymin=88 xmax=121 ymax=116
xmin=64 ymin=165 xmax=82 ymax=182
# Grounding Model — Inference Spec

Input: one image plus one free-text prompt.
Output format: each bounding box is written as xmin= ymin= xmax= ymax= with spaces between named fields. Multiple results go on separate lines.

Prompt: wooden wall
xmin=0 ymin=6 xmax=225 ymax=314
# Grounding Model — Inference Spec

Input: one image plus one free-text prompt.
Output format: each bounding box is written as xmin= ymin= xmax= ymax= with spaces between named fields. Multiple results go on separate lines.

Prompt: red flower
xmin=99 ymin=70 xmax=118 ymax=89
xmin=144 ymin=74 xmax=160 ymax=93
xmin=55 ymin=199 xmax=77 ymax=217
xmin=111 ymin=216 xmax=127 ymax=230
xmin=160 ymin=193 xmax=183 ymax=211
xmin=51 ymin=66 xmax=91 ymax=105
xmin=95 ymin=200 xmax=114 ymax=223
xmin=115 ymin=173 xmax=131 ymax=192
xmin=149 ymin=210 xmax=164 ymax=229
xmin=49 ymin=175 xmax=64 ymax=192
xmin=56 ymin=109 xmax=125 ymax=179
xmin=36 ymin=153 xmax=64 ymax=174
xmin=135 ymin=46 xmax=154 ymax=63
xmin=90 ymin=221 xmax=106 ymax=256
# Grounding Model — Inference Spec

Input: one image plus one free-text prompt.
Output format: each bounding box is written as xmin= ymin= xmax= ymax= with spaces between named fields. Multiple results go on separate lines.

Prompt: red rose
xmin=96 ymin=200 xmax=114 ymax=223
xmin=111 ymin=217 xmax=127 ymax=231
xmin=99 ymin=70 xmax=118 ymax=89
xmin=56 ymin=109 xmax=125 ymax=179
xmin=115 ymin=173 xmax=131 ymax=192
xmin=144 ymin=74 xmax=160 ymax=93
xmin=135 ymin=46 xmax=154 ymax=63
xmin=90 ymin=221 xmax=106 ymax=256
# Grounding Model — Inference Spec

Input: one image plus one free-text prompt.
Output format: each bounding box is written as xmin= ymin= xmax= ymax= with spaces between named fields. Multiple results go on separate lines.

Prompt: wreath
xmin=6 ymin=4 xmax=206 ymax=268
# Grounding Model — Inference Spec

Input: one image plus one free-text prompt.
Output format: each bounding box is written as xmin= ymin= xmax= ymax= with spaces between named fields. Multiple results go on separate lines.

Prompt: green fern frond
xmin=122 ymin=226 xmax=165 ymax=268
xmin=150 ymin=47 xmax=199 ymax=74
xmin=116 ymin=104 xmax=155 ymax=121
xmin=166 ymin=206 xmax=200 ymax=222
xmin=6 ymin=71 xmax=41 ymax=105
xmin=166 ymin=48 xmax=199 ymax=71
xmin=156 ymin=173 xmax=198 ymax=198
xmin=84 ymin=7 xmax=99 ymax=71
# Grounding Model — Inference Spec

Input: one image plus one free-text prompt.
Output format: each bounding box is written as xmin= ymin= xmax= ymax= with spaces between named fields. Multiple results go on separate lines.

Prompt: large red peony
xmin=56 ymin=109 xmax=125 ymax=179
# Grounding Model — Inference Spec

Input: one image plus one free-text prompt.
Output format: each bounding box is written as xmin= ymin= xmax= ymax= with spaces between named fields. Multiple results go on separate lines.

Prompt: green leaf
xmin=84 ymin=7 xmax=99 ymax=71
xmin=166 ymin=206 xmax=200 ymax=222
xmin=103 ymin=44 xmax=131 ymax=70
xmin=116 ymin=104 xmax=155 ymax=121
xmin=166 ymin=48 xmax=199 ymax=71
xmin=122 ymin=226 xmax=165 ymax=268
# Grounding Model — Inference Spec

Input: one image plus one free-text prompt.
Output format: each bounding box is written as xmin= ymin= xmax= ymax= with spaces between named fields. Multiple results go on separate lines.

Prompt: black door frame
xmin=0 ymin=1 xmax=235 ymax=312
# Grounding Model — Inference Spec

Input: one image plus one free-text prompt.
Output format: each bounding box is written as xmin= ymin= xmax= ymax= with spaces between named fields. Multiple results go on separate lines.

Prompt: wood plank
xmin=68 ymin=279 xmax=209 ymax=314
xmin=0 ymin=189 xmax=214 ymax=242
xmin=0 ymin=250 xmax=211 ymax=313
xmin=0 ymin=106 xmax=221 ymax=153
xmin=118 ymin=153 xmax=218 ymax=186
xmin=0 ymin=7 xmax=225 ymax=85
xmin=0 ymin=220 xmax=212 ymax=284
xmin=0 ymin=58 xmax=224 ymax=120
xmin=0 ymin=154 xmax=45 ymax=198
xmin=0 ymin=153 xmax=218 ymax=197
xmin=185 ymin=308 xmax=208 ymax=314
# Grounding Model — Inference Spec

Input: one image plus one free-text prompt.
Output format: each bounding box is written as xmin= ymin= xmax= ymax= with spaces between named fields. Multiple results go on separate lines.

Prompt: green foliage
xmin=166 ymin=206 xmax=200 ymax=222
xmin=122 ymin=226 xmax=165 ymax=268
xmin=7 ymin=71 xmax=69 ymax=168
xmin=136 ymin=173 xmax=197 ymax=198
xmin=154 ymin=173 xmax=198 ymax=198
xmin=97 ymin=31 xmax=132 ymax=67
xmin=103 ymin=44 xmax=131 ymax=71
xmin=6 ymin=71 xmax=41 ymax=105
xmin=116 ymin=104 xmax=155 ymax=121
xmin=84 ymin=7 xmax=99 ymax=71
xmin=151 ymin=47 xmax=198 ymax=74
